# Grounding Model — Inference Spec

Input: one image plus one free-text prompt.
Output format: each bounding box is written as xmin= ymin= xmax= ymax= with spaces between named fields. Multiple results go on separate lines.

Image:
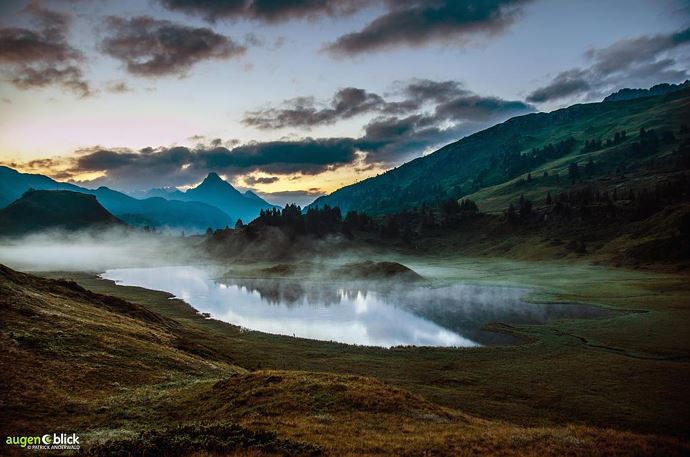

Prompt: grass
xmin=36 ymin=254 xmax=690 ymax=439
xmin=3 ymin=247 xmax=689 ymax=455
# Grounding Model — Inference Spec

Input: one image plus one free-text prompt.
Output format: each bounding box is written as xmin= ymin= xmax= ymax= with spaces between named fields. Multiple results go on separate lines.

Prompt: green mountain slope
xmin=310 ymin=89 xmax=690 ymax=215
xmin=0 ymin=190 xmax=124 ymax=236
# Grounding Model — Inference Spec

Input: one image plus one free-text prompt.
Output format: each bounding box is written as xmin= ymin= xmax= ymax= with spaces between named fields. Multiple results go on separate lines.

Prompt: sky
xmin=1 ymin=0 xmax=689 ymax=206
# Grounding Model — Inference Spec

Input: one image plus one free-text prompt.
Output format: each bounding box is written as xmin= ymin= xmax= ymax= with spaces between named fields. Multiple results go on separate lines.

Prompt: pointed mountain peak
xmin=188 ymin=172 xmax=243 ymax=199
xmin=203 ymin=172 xmax=224 ymax=183
xmin=196 ymin=172 xmax=235 ymax=190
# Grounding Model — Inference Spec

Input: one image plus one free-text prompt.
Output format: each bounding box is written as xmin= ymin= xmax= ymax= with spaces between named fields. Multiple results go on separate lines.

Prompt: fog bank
xmin=0 ymin=228 xmax=203 ymax=272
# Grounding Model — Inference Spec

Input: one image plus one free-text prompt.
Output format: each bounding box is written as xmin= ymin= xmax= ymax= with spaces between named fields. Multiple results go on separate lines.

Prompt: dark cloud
xmin=587 ymin=27 xmax=690 ymax=76
xmin=202 ymin=138 xmax=357 ymax=174
xmin=357 ymin=83 xmax=533 ymax=163
xmin=241 ymin=78 xmax=533 ymax=164
xmin=101 ymin=16 xmax=246 ymax=77
xmin=435 ymin=94 xmax=534 ymax=121
xmin=355 ymin=114 xmax=483 ymax=164
xmin=158 ymin=0 xmax=366 ymax=23
xmin=105 ymin=80 xmax=132 ymax=94
xmin=261 ymin=189 xmax=323 ymax=199
xmin=10 ymin=64 xmax=90 ymax=96
xmin=244 ymin=176 xmax=280 ymax=185
xmin=0 ymin=27 xmax=75 ymax=63
xmin=528 ymin=27 xmax=690 ymax=103
xmin=0 ymin=2 xmax=90 ymax=97
xmin=65 ymin=138 xmax=358 ymax=189
xmin=243 ymin=87 xmax=397 ymax=129
xmin=325 ymin=0 xmax=533 ymax=56
xmin=243 ymin=79 xmax=529 ymax=132
xmin=255 ymin=187 xmax=325 ymax=207
xmin=402 ymin=79 xmax=467 ymax=104
xmin=526 ymin=69 xmax=590 ymax=103
xmin=159 ymin=0 xmax=534 ymax=56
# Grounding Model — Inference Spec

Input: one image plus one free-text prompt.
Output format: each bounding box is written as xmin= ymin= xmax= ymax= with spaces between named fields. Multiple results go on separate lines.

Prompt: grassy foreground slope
xmin=1 ymin=262 xmax=689 ymax=456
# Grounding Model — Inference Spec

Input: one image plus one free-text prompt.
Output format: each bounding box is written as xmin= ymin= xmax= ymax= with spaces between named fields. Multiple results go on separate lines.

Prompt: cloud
xmin=587 ymin=27 xmax=690 ymax=76
xmin=105 ymin=80 xmax=133 ymax=93
xmin=527 ymin=26 xmax=690 ymax=103
xmin=158 ymin=0 xmax=366 ymax=23
xmin=0 ymin=1 xmax=90 ymax=97
xmin=257 ymin=188 xmax=325 ymax=207
xmin=262 ymin=189 xmax=323 ymax=197
xmin=241 ymin=78 xmax=533 ymax=164
xmin=61 ymin=138 xmax=358 ymax=189
xmin=358 ymin=84 xmax=533 ymax=163
xmin=159 ymin=0 xmax=534 ymax=56
xmin=401 ymin=79 xmax=468 ymax=104
xmin=355 ymin=114 xmax=484 ymax=164
xmin=526 ymin=69 xmax=590 ymax=103
xmin=101 ymin=16 xmax=246 ymax=77
xmin=243 ymin=78 xmax=530 ymax=132
xmin=244 ymin=176 xmax=280 ymax=185
xmin=325 ymin=0 xmax=534 ymax=56
xmin=10 ymin=65 xmax=90 ymax=96
xmin=435 ymin=94 xmax=534 ymax=121
xmin=243 ymin=87 xmax=398 ymax=129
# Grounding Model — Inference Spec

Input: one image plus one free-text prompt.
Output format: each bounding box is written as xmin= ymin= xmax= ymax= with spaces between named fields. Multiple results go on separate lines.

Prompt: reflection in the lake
xmin=102 ymin=266 xmax=613 ymax=347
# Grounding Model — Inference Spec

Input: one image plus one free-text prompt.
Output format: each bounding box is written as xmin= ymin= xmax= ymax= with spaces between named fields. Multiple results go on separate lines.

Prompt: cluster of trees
xmin=362 ymin=180 xmax=460 ymax=214
xmin=475 ymin=137 xmax=576 ymax=190
xmin=626 ymin=127 xmax=677 ymax=158
xmin=583 ymin=130 xmax=628 ymax=152
xmin=567 ymin=158 xmax=596 ymax=181
xmin=369 ymin=198 xmax=481 ymax=242
xmin=537 ymin=173 xmax=689 ymax=221
xmin=508 ymin=137 xmax=576 ymax=177
xmin=252 ymin=204 xmax=347 ymax=237
xmin=505 ymin=195 xmax=533 ymax=221
xmin=207 ymin=196 xmax=482 ymax=242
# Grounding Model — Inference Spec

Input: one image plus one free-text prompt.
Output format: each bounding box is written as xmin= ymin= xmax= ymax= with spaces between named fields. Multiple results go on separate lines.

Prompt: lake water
xmin=101 ymin=265 xmax=613 ymax=348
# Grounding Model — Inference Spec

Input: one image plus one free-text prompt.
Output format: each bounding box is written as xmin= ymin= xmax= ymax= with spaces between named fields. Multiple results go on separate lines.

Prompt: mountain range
xmin=0 ymin=167 xmax=275 ymax=233
xmin=132 ymin=174 xmax=277 ymax=223
xmin=1 ymin=83 xmax=687 ymax=233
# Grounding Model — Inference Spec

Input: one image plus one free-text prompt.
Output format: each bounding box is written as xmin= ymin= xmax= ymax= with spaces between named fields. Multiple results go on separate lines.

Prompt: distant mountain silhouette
xmin=0 ymin=166 xmax=231 ymax=233
xmin=89 ymin=186 xmax=231 ymax=232
xmin=132 ymin=187 xmax=186 ymax=200
xmin=176 ymin=173 xmax=277 ymax=223
xmin=0 ymin=167 xmax=82 ymax=208
xmin=0 ymin=190 xmax=124 ymax=236
xmin=132 ymin=173 xmax=277 ymax=224
xmin=243 ymin=190 xmax=265 ymax=202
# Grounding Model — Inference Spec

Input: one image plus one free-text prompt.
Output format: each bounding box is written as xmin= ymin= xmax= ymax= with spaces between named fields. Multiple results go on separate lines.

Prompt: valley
xmin=1 ymin=87 xmax=689 ymax=456
xmin=1 ymin=252 xmax=688 ymax=455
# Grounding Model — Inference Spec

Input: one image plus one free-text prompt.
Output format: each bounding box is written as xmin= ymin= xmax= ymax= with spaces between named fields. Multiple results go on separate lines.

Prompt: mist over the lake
xmin=0 ymin=228 xmax=199 ymax=271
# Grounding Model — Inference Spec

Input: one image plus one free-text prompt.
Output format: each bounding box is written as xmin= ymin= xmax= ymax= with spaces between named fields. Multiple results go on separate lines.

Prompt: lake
xmin=102 ymin=265 xmax=613 ymax=348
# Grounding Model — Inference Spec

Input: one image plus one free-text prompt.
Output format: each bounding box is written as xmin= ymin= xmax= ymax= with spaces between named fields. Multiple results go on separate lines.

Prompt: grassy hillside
xmin=2 ymin=263 xmax=689 ymax=455
xmin=310 ymin=90 xmax=690 ymax=215
xmin=0 ymin=190 xmax=124 ymax=236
